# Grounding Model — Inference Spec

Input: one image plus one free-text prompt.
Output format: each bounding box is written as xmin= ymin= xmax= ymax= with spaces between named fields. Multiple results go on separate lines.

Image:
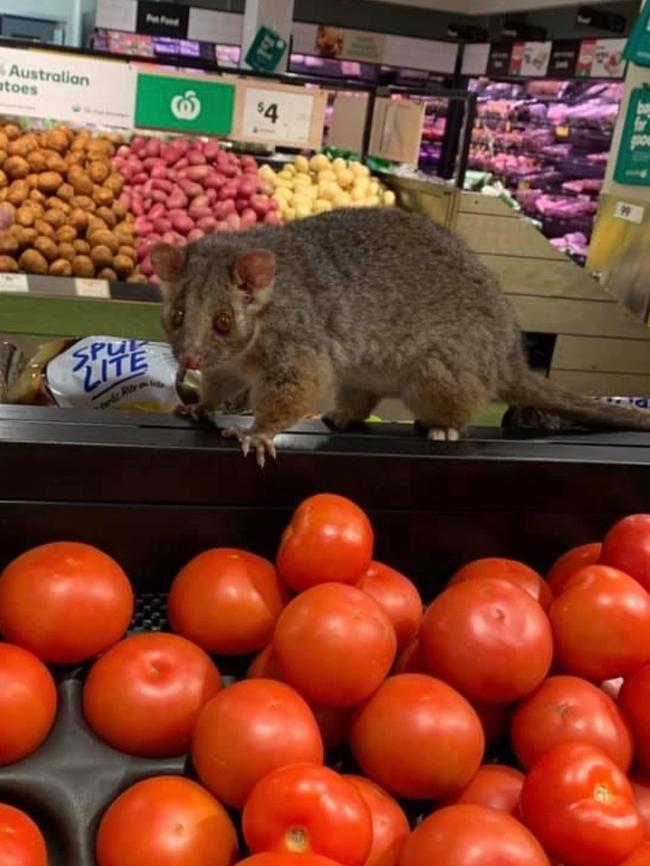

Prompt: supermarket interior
xmin=4 ymin=1 xmax=650 ymax=865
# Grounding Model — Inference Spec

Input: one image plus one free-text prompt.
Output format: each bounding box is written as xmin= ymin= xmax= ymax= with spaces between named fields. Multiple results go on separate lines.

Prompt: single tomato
xmin=631 ymin=773 xmax=650 ymax=836
xmin=601 ymin=515 xmax=650 ymax=592
xmin=399 ymin=804 xmax=550 ymax=866
xmin=619 ymin=662 xmax=650 ymax=772
xmin=191 ymin=679 xmax=323 ymax=809
xmin=243 ymin=764 xmax=372 ymax=866
xmin=547 ymin=543 xmax=602 ymax=595
xmin=519 ymin=742 xmax=645 ymax=866
xmin=420 ymin=578 xmax=553 ymax=703
xmin=349 ymin=674 xmax=484 ymax=800
xmin=394 ymin=640 xmax=430 ymax=675
xmin=356 ymin=562 xmax=422 ymax=652
xmin=237 ymin=856 xmax=345 ymax=866
xmin=549 ymin=565 xmax=650 ymax=681
xmin=347 ymin=776 xmax=409 ymax=866
xmin=0 ymin=643 xmax=57 ymax=766
xmin=0 ymin=541 xmax=133 ymax=664
xmin=0 ymin=803 xmax=47 ymax=866
xmin=96 ymin=776 xmax=237 ymax=866
xmin=619 ymin=842 xmax=650 ymax=866
xmin=168 ymin=548 xmax=285 ymax=655
xmin=276 ymin=494 xmax=373 ymax=592
xmin=273 ymin=584 xmax=396 ymax=708
xmin=83 ymin=632 xmax=222 ymax=758
xmin=442 ymin=764 xmax=524 ymax=814
xmin=511 ymin=675 xmax=633 ymax=771
xmin=449 ymin=557 xmax=553 ymax=610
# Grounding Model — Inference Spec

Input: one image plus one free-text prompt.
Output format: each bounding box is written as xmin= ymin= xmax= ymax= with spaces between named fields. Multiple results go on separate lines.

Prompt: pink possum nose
xmin=183 ymin=353 xmax=201 ymax=370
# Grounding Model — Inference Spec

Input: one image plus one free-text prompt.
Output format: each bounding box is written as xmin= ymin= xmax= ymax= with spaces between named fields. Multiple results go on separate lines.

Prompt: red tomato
xmin=276 ymin=494 xmax=373 ymax=592
xmin=619 ymin=662 xmax=650 ymax=773
xmin=0 ymin=803 xmax=47 ymax=866
xmin=168 ymin=548 xmax=285 ymax=655
xmin=443 ymin=764 xmax=524 ymax=814
xmin=601 ymin=515 xmax=650 ymax=592
xmin=247 ymin=646 xmax=351 ymax=751
xmin=619 ymin=842 xmax=650 ymax=866
xmin=420 ymin=578 xmax=553 ymax=703
xmin=549 ymin=565 xmax=650 ymax=681
xmin=96 ymin=776 xmax=237 ymax=866
xmin=547 ymin=543 xmax=602 ymax=595
xmin=399 ymin=804 xmax=550 ymax=866
xmin=83 ymin=632 xmax=222 ymax=758
xmin=192 ymin=679 xmax=323 ymax=809
xmin=349 ymin=674 xmax=484 ymax=800
xmin=273 ymin=584 xmax=396 ymax=708
xmin=237 ymin=856 xmax=345 ymax=866
xmin=450 ymin=558 xmax=553 ymax=611
xmin=0 ymin=643 xmax=57 ymax=766
xmin=347 ymin=776 xmax=410 ymax=866
xmin=519 ymin=742 xmax=645 ymax=866
xmin=243 ymin=764 xmax=372 ymax=866
xmin=356 ymin=562 xmax=422 ymax=652
xmin=0 ymin=541 xmax=133 ymax=664
xmin=394 ymin=639 xmax=429 ymax=675
xmin=511 ymin=675 xmax=633 ymax=771
xmin=631 ymin=773 xmax=650 ymax=836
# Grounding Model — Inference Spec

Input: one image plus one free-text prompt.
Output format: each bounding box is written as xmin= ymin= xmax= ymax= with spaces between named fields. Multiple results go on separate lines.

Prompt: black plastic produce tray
xmin=2 ymin=404 xmax=650 ymax=865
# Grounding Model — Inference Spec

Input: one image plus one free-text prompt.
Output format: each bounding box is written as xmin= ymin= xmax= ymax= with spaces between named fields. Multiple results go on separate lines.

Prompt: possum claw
xmin=222 ymin=425 xmax=277 ymax=467
xmin=427 ymin=427 xmax=460 ymax=442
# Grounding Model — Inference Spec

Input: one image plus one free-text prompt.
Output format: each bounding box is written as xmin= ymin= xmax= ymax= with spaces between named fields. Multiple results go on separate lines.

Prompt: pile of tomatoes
xmin=3 ymin=496 xmax=650 ymax=866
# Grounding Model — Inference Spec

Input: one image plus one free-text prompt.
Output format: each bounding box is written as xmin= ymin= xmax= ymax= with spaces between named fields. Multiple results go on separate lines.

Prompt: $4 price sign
xmin=242 ymin=87 xmax=315 ymax=146
xmin=257 ymin=100 xmax=279 ymax=124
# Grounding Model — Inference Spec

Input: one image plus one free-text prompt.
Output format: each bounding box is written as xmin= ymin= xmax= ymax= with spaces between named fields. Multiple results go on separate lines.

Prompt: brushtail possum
xmin=152 ymin=207 xmax=650 ymax=466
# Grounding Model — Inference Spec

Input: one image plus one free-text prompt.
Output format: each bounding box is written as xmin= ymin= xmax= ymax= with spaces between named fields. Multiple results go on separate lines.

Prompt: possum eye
xmin=171 ymin=309 xmax=184 ymax=328
xmin=213 ymin=311 xmax=232 ymax=336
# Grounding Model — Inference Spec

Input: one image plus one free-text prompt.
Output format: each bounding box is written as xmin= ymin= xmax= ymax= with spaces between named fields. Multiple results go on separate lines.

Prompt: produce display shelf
xmin=2 ymin=405 xmax=650 ymax=591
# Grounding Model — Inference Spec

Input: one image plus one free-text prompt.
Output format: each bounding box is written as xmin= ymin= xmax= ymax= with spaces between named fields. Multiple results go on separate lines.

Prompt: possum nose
xmin=182 ymin=353 xmax=201 ymax=370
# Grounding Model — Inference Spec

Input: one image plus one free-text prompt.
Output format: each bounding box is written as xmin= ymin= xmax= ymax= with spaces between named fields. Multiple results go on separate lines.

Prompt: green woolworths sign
xmin=614 ymin=88 xmax=650 ymax=185
xmin=135 ymin=73 xmax=235 ymax=135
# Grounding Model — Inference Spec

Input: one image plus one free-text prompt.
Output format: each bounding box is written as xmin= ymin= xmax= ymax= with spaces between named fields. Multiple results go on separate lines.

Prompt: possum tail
xmin=500 ymin=367 xmax=650 ymax=431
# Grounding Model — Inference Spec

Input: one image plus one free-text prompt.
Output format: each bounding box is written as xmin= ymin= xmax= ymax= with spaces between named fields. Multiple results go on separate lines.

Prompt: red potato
xmin=187 ymin=228 xmax=205 ymax=243
xmin=140 ymin=255 xmax=153 ymax=275
xmin=175 ymin=158 xmax=189 ymax=170
xmin=152 ymin=218 xmax=172 ymax=234
xmin=251 ymin=195 xmax=272 ymax=216
xmin=179 ymin=179 xmax=203 ymax=198
xmin=206 ymin=189 xmax=217 ymax=203
xmin=265 ymin=211 xmax=282 ymax=225
xmin=167 ymin=189 xmax=188 ymax=210
xmin=196 ymin=216 xmax=217 ymax=233
xmin=151 ymin=178 xmax=173 ymax=193
xmin=148 ymin=202 xmax=166 ymax=221
xmin=214 ymin=199 xmax=236 ymax=220
xmin=235 ymin=198 xmax=250 ymax=213
xmin=187 ymin=150 xmax=207 ymax=166
xmin=188 ymin=205 xmax=212 ymax=221
xmin=204 ymin=172 xmax=227 ymax=190
xmin=219 ymin=182 xmax=239 ymax=201
xmin=238 ymin=176 xmax=259 ymax=198
xmin=134 ymin=217 xmax=154 ymax=235
xmin=226 ymin=213 xmax=241 ymax=231
xmin=241 ymin=208 xmax=258 ymax=229
xmin=185 ymin=165 xmax=210 ymax=182
xmin=170 ymin=212 xmax=194 ymax=235
xmin=143 ymin=157 xmax=165 ymax=171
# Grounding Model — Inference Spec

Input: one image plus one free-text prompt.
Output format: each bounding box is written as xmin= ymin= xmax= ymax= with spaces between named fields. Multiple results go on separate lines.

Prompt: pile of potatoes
xmin=259 ymin=153 xmax=396 ymax=221
xmin=0 ymin=122 xmax=142 ymax=281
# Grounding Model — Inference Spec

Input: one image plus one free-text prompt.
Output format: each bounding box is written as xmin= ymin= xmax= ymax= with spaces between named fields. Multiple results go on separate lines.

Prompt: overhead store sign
xmin=576 ymin=38 xmax=626 ymax=78
xmin=135 ymin=72 xmax=235 ymax=135
xmin=509 ymin=41 xmax=552 ymax=76
xmin=136 ymin=1 xmax=189 ymax=38
xmin=548 ymin=41 xmax=580 ymax=78
xmin=475 ymin=37 xmax=626 ymax=79
xmin=0 ymin=46 xmax=135 ymax=127
xmin=244 ymin=26 xmax=287 ymax=73
xmin=614 ymin=88 xmax=650 ymax=186
xmin=96 ymin=0 xmax=243 ymax=45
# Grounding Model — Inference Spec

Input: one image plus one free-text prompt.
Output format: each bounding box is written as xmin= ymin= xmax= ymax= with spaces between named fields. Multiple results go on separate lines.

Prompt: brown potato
xmin=0 ymin=189 xmax=7 ymax=202
xmin=66 ymin=151 xmax=85 ymax=168
xmin=88 ymin=160 xmax=110 ymax=184
xmin=71 ymin=130 xmax=90 ymax=151
xmin=90 ymin=245 xmax=113 ymax=269
xmin=71 ymin=255 xmax=95 ymax=278
xmin=4 ymin=124 xmax=21 ymax=141
xmin=49 ymin=258 xmax=73 ymax=277
xmin=46 ymin=197 xmax=70 ymax=214
xmin=8 ymin=134 xmax=38 ymax=157
xmin=56 ymin=225 xmax=77 ymax=243
xmin=92 ymin=185 xmax=114 ymax=207
xmin=4 ymin=156 xmax=30 ymax=179
xmin=97 ymin=267 xmax=117 ymax=281
xmin=103 ymin=173 xmax=124 ymax=195
xmin=44 ymin=152 xmax=66 ymax=173
xmin=73 ymin=239 xmax=91 ymax=255
xmin=58 ymin=242 xmax=76 ymax=262
xmin=57 ymin=182 xmax=74 ymax=201
xmin=29 ymin=202 xmax=44 ymax=218
xmin=16 ymin=206 xmax=35 ymax=227
xmin=0 ymin=255 xmax=18 ymax=272
xmin=7 ymin=179 xmax=29 ymax=206
xmin=0 ymin=202 xmax=16 ymax=223
xmin=29 ymin=189 xmax=46 ymax=204
xmin=19 ymin=249 xmax=48 ymax=274
xmin=114 ymin=222 xmax=134 ymax=244
xmin=27 ymin=151 xmax=47 ymax=172
xmin=86 ymin=218 xmax=108 ymax=237
xmin=87 ymin=139 xmax=114 ymax=158
xmin=44 ymin=209 xmax=66 ymax=229
xmin=0 ymin=231 xmax=18 ymax=255
xmin=117 ymin=244 xmax=136 ymax=260
xmin=88 ymin=229 xmax=118 ymax=253
xmin=26 ymin=173 xmax=39 ymax=189
xmin=69 ymin=172 xmax=94 ymax=197
xmin=34 ymin=236 xmax=59 ymax=262
xmin=70 ymin=195 xmax=95 ymax=212
xmin=44 ymin=129 xmax=68 ymax=153
xmin=69 ymin=208 xmax=89 ymax=231
xmin=127 ymin=272 xmax=149 ymax=284
xmin=112 ymin=200 xmax=127 ymax=220
xmin=113 ymin=254 xmax=134 ymax=278
xmin=0 ymin=170 xmax=8 ymax=189
xmin=96 ymin=206 xmax=116 ymax=229
xmin=10 ymin=225 xmax=37 ymax=248
xmin=0 ymin=150 xmax=7 ymax=166
xmin=0 ymin=131 xmax=9 ymax=151
xmin=38 ymin=171 xmax=64 ymax=193
xmin=33 ymin=219 xmax=55 ymax=239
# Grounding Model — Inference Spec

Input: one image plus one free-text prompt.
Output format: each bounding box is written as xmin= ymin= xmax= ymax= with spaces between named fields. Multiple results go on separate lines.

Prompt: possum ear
xmin=232 ymin=249 xmax=275 ymax=308
xmin=151 ymin=243 xmax=186 ymax=283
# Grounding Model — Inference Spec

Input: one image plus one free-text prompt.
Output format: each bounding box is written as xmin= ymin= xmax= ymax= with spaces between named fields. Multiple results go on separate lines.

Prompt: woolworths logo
xmin=0 ymin=62 xmax=90 ymax=96
xmin=170 ymin=89 xmax=201 ymax=121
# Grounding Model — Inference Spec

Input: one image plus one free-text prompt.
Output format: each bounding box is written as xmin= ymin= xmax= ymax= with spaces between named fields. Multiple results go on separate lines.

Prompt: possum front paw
xmin=174 ymin=402 xmax=213 ymax=423
xmin=322 ymin=409 xmax=354 ymax=431
xmin=222 ymin=424 xmax=277 ymax=468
